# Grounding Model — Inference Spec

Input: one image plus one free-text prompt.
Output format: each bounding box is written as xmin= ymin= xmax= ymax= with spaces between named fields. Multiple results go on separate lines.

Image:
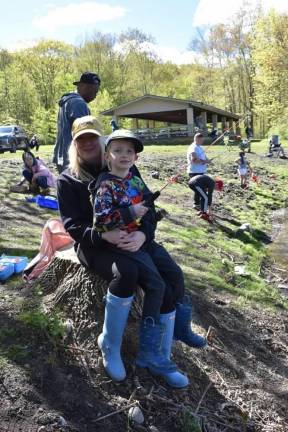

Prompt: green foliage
xmin=252 ymin=11 xmax=288 ymax=132
xmin=19 ymin=309 xmax=64 ymax=342
xmin=0 ymin=9 xmax=288 ymax=144
xmin=30 ymin=106 xmax=57 ymax=145
xmin=182 ymin=409 xmax=202 ymax=432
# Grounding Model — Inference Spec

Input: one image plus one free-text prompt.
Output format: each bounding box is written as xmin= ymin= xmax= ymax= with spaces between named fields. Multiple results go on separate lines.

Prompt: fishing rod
xmin=207 ymin=113 xmax=249 ymax=148
xmin=144 ymin=113 xmax=250 ymax=206
xmin=144 ymin=165 xmax=187 ymax=206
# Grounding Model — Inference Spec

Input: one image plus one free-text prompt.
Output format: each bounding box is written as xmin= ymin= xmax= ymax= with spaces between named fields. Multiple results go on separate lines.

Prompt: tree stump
xmin=37 ymin=247 xmax=144 ymax=326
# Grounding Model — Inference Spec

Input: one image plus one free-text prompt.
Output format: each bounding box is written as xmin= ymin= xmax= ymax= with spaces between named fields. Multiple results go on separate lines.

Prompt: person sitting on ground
xmin=268 ymin=136 xmax=286 ymax=158
xmin=235 ymin=151 xmax=250 ymax=188
xmin=57 ymin=117 xmax=206 ymax=389
xmin=21 ymin=151 xmax=56 ymax=193
xmin=187 ymin=132 xmax=212 ymax=209
xmin=29 ymin=135 xmax=39 ymax=151
xmin=188 ymin=174 xmax=215 ymax=221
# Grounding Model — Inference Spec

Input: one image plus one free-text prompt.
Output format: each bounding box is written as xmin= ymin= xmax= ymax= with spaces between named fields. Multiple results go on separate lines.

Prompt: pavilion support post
xmin=186 ymin=107 xmax=194 ymax=136
xmin=228 ymin=118 xmax=233 ymax=131
xmin=236 ymin=121 xmax=241 ymax=135
xmin=132 ymin=118 xmax=138 ymax=130
xmin=201 ymin=111 xmax=207 ymax=133
xmin=212 ymin=114 xmax=218 ymax=130
xmin=221 ymin=116 xmax=227 ymax=131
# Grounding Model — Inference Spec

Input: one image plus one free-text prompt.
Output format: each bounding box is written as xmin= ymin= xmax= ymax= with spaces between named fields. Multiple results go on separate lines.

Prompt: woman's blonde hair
xmin=68 ymin=135 xmax=106 ymax=181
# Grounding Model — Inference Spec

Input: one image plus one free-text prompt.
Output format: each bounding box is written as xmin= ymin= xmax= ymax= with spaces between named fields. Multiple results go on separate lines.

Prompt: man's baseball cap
xmin=72 ymin=116 xmax=102 ymax=140
xmin=194 ymin=132 xmax=204 ymax=138
xmin=105 ymin=129 xmax=143 ymax=153
xmin=73 ymin=72 xmax=101 ymax=86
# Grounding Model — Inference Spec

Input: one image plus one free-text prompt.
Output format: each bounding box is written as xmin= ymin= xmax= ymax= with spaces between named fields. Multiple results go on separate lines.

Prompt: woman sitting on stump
xmin=57 ymin=115 xmax=206 ymax=389
xmin=21 ymin=151 xmax=56 ymax=193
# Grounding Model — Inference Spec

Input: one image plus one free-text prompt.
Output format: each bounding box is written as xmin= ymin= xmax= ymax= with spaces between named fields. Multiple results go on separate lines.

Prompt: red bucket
xmin=215 ymin=178 xmax=224 ymax=191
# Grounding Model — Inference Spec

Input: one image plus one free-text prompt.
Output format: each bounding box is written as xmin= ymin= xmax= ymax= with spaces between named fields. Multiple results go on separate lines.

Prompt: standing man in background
xmin=187 ymin=132 xmax=212 ymax=209
xmin=53 ymin=71 xmax=101 ymax=173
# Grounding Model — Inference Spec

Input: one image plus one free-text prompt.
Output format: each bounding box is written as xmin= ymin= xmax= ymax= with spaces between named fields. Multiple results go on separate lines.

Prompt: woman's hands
xmin=117 ymin=231 xmax=146 ymax=252
xmin=101 ymin=229 xmax=128 ymax=245
xmin=102 ymin=229 xmax=146 ymax=252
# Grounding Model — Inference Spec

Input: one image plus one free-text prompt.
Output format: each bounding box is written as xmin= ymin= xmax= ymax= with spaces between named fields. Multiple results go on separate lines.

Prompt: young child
xmin=89 ymin=129 xmax=206 ymax=389
xmin=235 ymin=151 xmax=250 ymax=188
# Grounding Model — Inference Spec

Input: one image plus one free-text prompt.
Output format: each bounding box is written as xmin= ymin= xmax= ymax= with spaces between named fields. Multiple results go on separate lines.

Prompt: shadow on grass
xmin=185 ymin=287 xmax=288 ymax=409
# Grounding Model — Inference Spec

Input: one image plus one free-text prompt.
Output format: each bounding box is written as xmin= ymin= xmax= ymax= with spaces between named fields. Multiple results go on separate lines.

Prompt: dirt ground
xmin=0 ymin=152 xmax=287 ymax=432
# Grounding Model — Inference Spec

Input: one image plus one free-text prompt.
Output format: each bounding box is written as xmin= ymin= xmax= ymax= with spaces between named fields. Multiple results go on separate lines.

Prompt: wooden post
xmin=186 ymin=107 xmax=194 ymax=136
xmin=212 ymin=114 xmax=218 ymax=130
xmin=132 ymin=118 xmax=137 ymax=130
xmin=236 ymin=121 xmax=241 ymax=135
xmin=201 ymin=111 xmax=207 ymax=132
xmin=221 ymin=116 xmax=227 ymax=131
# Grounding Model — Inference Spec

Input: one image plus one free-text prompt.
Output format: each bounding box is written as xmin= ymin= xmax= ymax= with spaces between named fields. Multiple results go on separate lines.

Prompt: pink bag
xmin=23 ymin=218 xmax=74 ymax=282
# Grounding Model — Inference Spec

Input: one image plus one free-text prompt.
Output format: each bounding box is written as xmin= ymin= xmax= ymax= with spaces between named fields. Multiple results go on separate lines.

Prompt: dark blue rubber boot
xmin=174 ymin=302 xmax=207 ymax=348
xmin=136 ymin=317 xmax=189 ymax=388
xmin=159 ymin=310 xmax=177 ymax=358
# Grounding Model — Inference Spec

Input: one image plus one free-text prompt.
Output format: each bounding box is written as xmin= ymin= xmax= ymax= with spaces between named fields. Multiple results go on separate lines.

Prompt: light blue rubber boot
xmin=136 ymin=317 xmax=189 ymax=388
xmin=98 ymin=291 xmax=134 ymax=382
xmin=174 ymin=302 xmax=207 ymax=348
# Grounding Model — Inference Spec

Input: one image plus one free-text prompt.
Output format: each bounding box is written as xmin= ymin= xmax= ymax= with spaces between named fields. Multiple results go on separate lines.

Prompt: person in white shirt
xmin=187 ymin=133 xmax=212 ymax=208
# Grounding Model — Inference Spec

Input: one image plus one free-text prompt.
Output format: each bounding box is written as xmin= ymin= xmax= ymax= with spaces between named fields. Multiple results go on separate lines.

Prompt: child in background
xmin=235 ymin=151 xmax=250 ymax=188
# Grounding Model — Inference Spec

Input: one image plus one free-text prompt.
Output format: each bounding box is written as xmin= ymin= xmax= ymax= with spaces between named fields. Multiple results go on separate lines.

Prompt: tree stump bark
xmin=37 ymin=247 xmax=144 ymax=325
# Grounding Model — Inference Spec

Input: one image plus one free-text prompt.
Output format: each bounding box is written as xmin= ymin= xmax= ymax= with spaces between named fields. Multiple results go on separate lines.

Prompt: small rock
xmin=151 ymin=171 xmax=159 ymax=179
xmin=38 ymin=407 xmax=44 ymax=413
xmin=239 ymin=223 xmax=251 ymax=231
xmin=58 ymin=416 xmax=68 ymax=427
xmin=128 ymin=406 xmax=144 ymax=424
xmin=234 ymin=265 xmax=250 ymax=277
xmin=37 ymin=427 xmax=46 ymax=432
xmin=64 ymin=319 xmax=74 ymax=335
xmin=149 ymin=426 xmax=159 ymax=432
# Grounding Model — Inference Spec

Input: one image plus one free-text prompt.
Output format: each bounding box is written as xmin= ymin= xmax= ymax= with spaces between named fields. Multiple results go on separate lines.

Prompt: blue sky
xmin=1 ymin=0 xmax=199 ymax=55
xmin=1 ymin=0 xmax=288 ymax=63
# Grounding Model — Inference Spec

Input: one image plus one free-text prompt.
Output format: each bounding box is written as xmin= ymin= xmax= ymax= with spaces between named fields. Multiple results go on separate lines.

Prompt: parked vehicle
xmin=0 ymin=125 xmax=29 ymax=154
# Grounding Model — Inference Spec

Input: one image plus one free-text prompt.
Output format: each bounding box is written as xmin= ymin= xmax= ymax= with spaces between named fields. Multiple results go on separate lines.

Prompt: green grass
xmin=1 ymin=139 xmax=287 ymax=309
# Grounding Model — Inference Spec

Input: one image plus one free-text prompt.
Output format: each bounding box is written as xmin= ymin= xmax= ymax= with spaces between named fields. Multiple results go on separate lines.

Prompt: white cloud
xmin=33 ymin=2 xmax=126 ymax=32
xmin=114 ymin=41 xmax=198 ymax=65
xmin=150 ymin=44 xmax=199 ymax=65
xmin=193 ymin=0 xmax=288 ymax=27
xmin=5 ymin=39 xmax=38 ymax=52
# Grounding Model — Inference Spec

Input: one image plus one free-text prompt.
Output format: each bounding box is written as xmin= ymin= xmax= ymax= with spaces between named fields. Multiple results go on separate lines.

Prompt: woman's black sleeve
xmin=131 ymin=165 xmax=157 ymax=243
xmin=57 ymin=176 xmax=101 ymax=248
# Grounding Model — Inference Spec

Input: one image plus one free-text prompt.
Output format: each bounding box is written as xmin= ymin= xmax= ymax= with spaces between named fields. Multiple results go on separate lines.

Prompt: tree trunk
xmin=37 ymin=247 xmax=144 ymax=325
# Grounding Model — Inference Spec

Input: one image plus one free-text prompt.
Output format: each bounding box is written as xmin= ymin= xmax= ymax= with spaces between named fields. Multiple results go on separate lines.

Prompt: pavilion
xmin=101 ymin=94 xmax=240 ymax=138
